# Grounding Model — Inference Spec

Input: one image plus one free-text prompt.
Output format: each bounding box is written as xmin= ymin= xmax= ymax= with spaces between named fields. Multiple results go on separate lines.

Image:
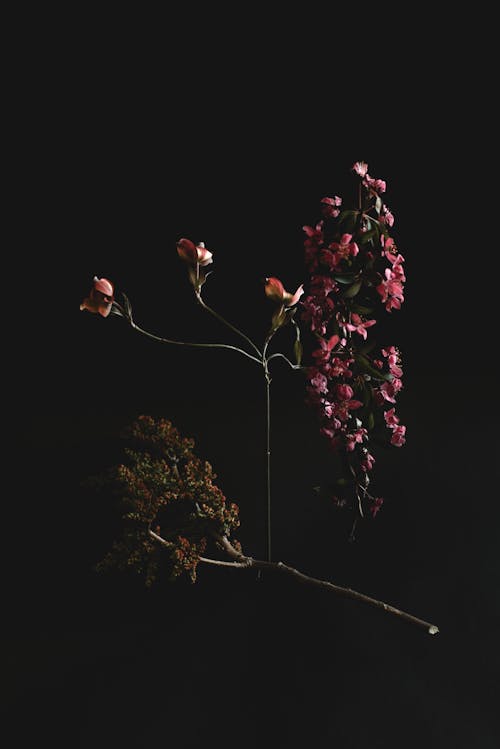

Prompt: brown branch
xmin=149 ymin=531 xmax=439 ymax=635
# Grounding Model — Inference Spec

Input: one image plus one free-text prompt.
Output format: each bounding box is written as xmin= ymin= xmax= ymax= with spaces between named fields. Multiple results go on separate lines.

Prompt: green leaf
xmin=338 ymin=209 xmax=358 ymax=222
xmin=375 ymin=196 xmax=383 ymax=215
xmin=356 ymin=354 xmax=393 ymax=381
xmin=294 ymin=339 xmax=303 ymax=366
xmin=351 ymin=303 xmax=374 ymax=315
xmin=337 ymin=210 xmax=358 ymax=232
xmin=271 ymin=305 xmax=287 ymax=330
xmin=359 ymin=339 xmax=377 ymax=355
xmin=342 ymin=280 xmax=362 ymax=298
xmin=334 ymin=274 xmax=356 ymax=284
xmin=358 ymin=228 xmax=377 ymax=245
xmin=367 ymin=411 xmax=375 ymax=430
xmin=336 ymin=477 xmax=351 ymax=487
xmin=292 ymin=321 xmax=302 ymax=365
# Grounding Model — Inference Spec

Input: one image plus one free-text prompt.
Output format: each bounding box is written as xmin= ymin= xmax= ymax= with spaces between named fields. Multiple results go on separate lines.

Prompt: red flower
xmin=177 ymin=238 xmax=213 ymax=267
xmin=264 ymin=277 xmax=304 ymax=307
xmin=80 ymin=277 xmax=114 ymax=317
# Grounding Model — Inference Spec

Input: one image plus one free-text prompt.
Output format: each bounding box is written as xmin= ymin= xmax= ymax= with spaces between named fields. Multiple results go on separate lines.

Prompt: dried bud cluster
xmin=96 ymin=415 xmax=240 ymax=584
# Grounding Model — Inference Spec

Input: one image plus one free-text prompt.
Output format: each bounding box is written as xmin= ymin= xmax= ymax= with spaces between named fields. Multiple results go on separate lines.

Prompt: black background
xmin=6 ymin=14 xmax=499 ymax=748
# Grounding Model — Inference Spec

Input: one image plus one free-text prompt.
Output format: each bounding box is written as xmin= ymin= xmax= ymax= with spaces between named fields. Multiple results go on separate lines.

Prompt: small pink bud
xmin=80 ymin=276 xmax=114 ymax=317
xmin=336 ymin=383 xmax=354 ymax=400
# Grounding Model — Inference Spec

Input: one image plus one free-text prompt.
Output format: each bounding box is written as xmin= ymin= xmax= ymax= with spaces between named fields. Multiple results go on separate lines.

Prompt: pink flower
xmin=384 ymin=296 xmax=403 ymax=312
xmin=378 ymin=378 xmax=403 ymax=404
xmin=336 ymin=383 xmax=354 ymax=401
xmin=320 ymin=196 xmax=342 ymax=218
xmin=361 ymin=452 xmax=375 ymax=472
xmin=345 ymin=427 xmax=367 ymax=451
xmin=177 ymin=238 xmax=213 ymax=267
xmin=365 ymin=176 xmax=386 ymax=194
xmin=322 ymin=407 xmax=341 ymax=430
xmin=381 ymin=235 xmax=397 ymax=261
xmin=377 ymin=268 xmax=405 ymax=311
xmin=312 ymin=334 xmax=340 ymax=364
xmin=384 ymin=407 xmax=399 ymax=428
xmin=309 ymin=275 xmax=337 ymax=297
xmin=301 ymin=295 xmax=333 ymax=334
xmin=320 ymin=426 xmax=337 ymax=440
xmin=265 ymin=277 xmax=304 ymax=307
xmin=309 ymin=371 xmax=329 ymax=394
xmin=345 ymin=313 xmax=376 ymax=340
xmin=80 ymin=276 xmax=114 ymax=317
xmin=352 ymin=161 xmax=369 ymax=177
xmin=303 ymin=222 xmax=324 ymax=243
xmin=381 ymin=346 xmax=403 ymax=376
xmin=390 ymin=424 xmax=406 ymax=447
xmin=332 ymin=396 xmax=363 ymax=422
xmin=380 ymin=205 xmax=395 ymax=227
xmin=328 ymin=233 xmax=359 ymax=260
xmin=319 ymin=249 xmax=340 ymax=270
xmin=382 ymin=346 xmax=398 ymax=364
xmin=329 ymin=356 xmax=353 ymax=378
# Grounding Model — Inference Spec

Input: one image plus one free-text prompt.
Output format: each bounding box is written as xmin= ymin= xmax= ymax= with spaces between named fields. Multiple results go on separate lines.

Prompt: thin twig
xmin=267 ymin=352 xmax=304 ymax=370
xmin=129 ymin=321 xmax=262 ymax=365
xmin=196 ymin=293 xmax=262 ymax=358
xmin=198 ymin=556 xmax=251 ymax=568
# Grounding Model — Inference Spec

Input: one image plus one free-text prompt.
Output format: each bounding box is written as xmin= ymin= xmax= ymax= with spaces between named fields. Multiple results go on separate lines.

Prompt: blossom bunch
xmin=301 ymin=162 xmax=406 ymax=519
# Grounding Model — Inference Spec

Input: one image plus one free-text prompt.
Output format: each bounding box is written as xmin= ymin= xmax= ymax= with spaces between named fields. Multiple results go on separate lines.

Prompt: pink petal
xmin=326 ymin=334 xmax=340 ymax=350
xmin=196 ymin=243 xmax=213 ymax=266
xmin=265 ymin=277 xmax=285 ymax=302
xmin=347 ymin=400 xmax=363 ymax=410
xmin=98 ymin=302 xmax=113 ymax=317
xmin=285 ymin=284 xmax=304 ymax=307
xmin=93 ymin=277 xmax=113 ymax=297
xmin=177 ymin=238 xmax=198 ymax=264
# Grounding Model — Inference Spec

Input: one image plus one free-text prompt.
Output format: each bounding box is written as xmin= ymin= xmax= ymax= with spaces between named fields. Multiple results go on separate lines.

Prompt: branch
xmin=127 ymin=320 xmax=262 ymax=365
xmin=164 ymin=533 xmax=439 ymax=636
xmin=195 ymin=293 xmax=263 ymax=358
xmin=266 ymin=352 xmax=304 ymax=370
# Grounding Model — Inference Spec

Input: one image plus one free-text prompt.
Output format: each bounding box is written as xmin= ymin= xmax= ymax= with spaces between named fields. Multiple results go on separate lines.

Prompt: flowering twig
xmin=82 ymin=163 xmax=439 ymax=637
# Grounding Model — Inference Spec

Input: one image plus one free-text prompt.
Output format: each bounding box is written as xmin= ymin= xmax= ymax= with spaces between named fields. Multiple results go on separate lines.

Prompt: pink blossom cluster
xmin=301 ymin=162 xmax=407 ymax=518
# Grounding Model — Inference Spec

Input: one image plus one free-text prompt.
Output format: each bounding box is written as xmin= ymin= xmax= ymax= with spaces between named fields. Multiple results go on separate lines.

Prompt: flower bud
xmin=336 ymin=383 xmax=354 ymax=401
xmin=80 ymin=276 xmax=114 ymax=317
xmin=177 ymin=238 xmax=213 ymax=267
